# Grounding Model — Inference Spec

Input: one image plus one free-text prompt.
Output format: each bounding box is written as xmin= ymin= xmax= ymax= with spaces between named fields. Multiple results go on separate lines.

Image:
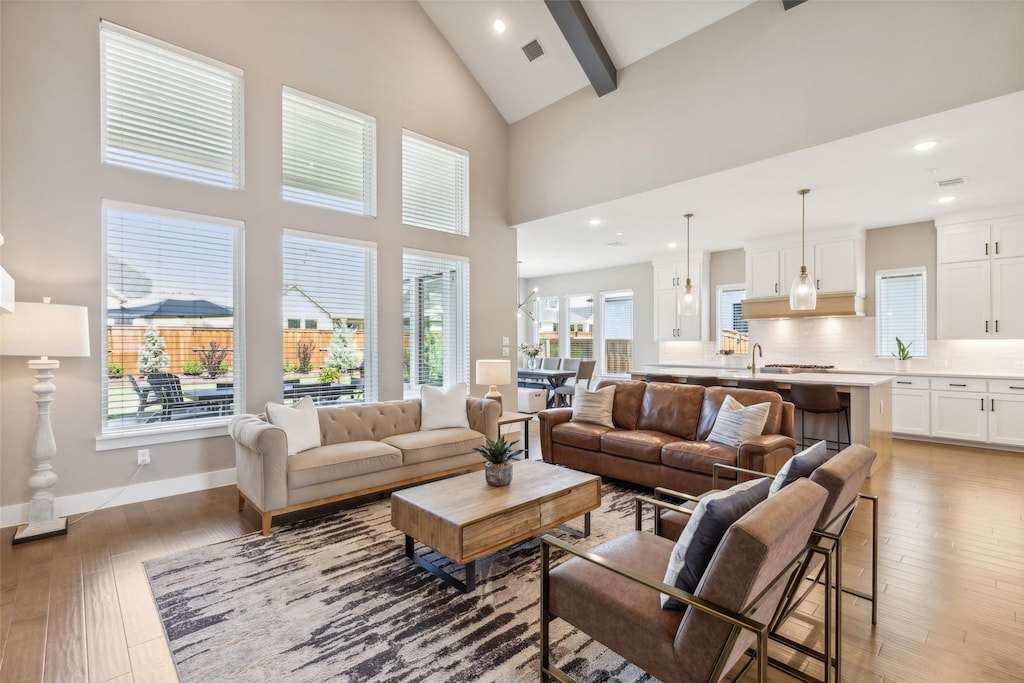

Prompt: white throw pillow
xmin=571 ymin=384 xmax=616 ymax=428
xmin=420 ymin=383 xmax=470 ymax=430
xmin=265 ymin=396 xmax=321 ymax=456
xmin=706 ymin=395 xmax=771 ymax=447
xmin=770 ymin=440 xmax=830 ymax=496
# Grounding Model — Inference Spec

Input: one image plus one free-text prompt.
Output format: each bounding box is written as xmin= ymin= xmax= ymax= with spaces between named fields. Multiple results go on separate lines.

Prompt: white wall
xmin=508 ymin=0 xmax=1024 ymax=226
xmin=0 ymin=1 xmax=514 ymax=519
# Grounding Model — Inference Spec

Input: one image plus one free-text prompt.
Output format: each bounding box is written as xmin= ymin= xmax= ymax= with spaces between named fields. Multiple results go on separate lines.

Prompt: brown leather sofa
xmin=538 ymin=379 xmax=797 ymax=495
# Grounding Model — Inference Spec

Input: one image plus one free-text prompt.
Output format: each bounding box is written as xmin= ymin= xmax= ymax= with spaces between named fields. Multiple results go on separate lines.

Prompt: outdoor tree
xmin=137 ymin=322 xmax=170 ymax=374
xmin=325 ymin=323 xmax=363 ymax=373
xmin=422 ymin=332 xmax=443 ymax=384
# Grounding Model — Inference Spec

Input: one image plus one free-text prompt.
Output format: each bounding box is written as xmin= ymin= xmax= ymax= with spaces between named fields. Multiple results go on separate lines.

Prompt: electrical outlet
xmin=137 ymin=449 xmax=151 ymax=466
xmin=501 ymin=336 xmax=510 ymax=346
xmin=502 ymin=346 xmax=510 ymax=357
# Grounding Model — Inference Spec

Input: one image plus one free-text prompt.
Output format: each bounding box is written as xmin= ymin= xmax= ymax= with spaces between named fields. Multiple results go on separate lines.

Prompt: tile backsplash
xmin=659 ymin=316 xmax=1024 ymax=375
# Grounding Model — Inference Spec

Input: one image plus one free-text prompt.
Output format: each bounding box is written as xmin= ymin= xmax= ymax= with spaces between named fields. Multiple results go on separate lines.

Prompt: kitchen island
xmin=632 ymin=367 xmax=893 ymax=475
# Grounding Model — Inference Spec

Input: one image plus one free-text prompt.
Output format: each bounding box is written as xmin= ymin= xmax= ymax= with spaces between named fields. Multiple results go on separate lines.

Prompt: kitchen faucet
xmin=750 ymin=343 xmax=763 ymax=375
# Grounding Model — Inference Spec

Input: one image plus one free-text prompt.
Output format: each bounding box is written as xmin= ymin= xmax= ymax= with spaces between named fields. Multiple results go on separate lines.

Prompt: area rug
xmin=144 ymin=480 xmax=658 ymax=683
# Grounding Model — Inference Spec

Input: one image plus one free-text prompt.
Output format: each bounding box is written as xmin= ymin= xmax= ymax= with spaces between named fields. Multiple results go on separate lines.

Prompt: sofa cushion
xmin=420 ymin=383 xmax=470 ymax=430
xmin=601 ymin=430 xmax=679 ymax=464
xmin=550 ymin=421 xmax=614 ymax=451
xmin=697 ymin=388 xmax=784 ymax=441
xmin=571 ymin=384 xmax=615 ymax=427
xmin=636 ymin=383 xmax=705 ymax=440
xmin=661 ymin=478 xmax=771 ymax=609
xmin=661 ymin=440 xmax=739 ymax=476
xmin=265 ymin=396 xmax=321 ymax=455
xmin=382 ymin=427 xmax=485 ymax=466
xmin=287 ymin=441 xmax=403 ymax=489
xmin=770 ymin=440 xmax=830 ymax=495
xmin=594 ymin=379 xmax=647 ymax=430
xmin=707 ymin=395 xmax=771 ymax=447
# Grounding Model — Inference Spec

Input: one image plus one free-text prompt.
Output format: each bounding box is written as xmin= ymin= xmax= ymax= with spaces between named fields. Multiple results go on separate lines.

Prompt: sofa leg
xmin=237 ymin=491 xmax=246 ymax=512
xmin=261 ymin=512 xmax=273 ymax=536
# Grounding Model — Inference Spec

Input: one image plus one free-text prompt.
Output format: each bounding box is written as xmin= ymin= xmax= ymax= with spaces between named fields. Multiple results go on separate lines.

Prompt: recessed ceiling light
xmin=913 ymin=140 xmax=938 ymax=152
xmin=938 ymin=195 xmax=956 ymax=203
xmin=615 ymin=232 xmax=623 ymax=236
xmin=493 ymin=19 xmax=506 ymax=34
xmin=667 ymin=242 xmax=678 ymax=249
xmin=588 ymin=218 xmax=601 ymax=226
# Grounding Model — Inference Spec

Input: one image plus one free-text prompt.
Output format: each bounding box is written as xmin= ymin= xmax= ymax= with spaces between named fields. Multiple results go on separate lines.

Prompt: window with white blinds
xmin=100 ymin=21 xmax=244 ymax=189
xmin=536 ymin=296 xmax=559 ymax=358
xmin=401 ymin=130 xmax=469 ymax=235
xmin=103 ymin=201 xmax=242 ymax=434
xmin=567 ymin=294 xmax=594 ymax=360
xmin=876 ymin=268 xmax=927 ymax=358
xmin=717 ymin=285 xmax=749 ymax=354
xmin=282 ymin=88 xmax=376 ymax=215
xmin=283 ymin=232 xmax=377 ymax=404
xmin=402 ymin=250 xmax=469 ymax=397
xmin=600 ymin=290 xmax=633 ymax=375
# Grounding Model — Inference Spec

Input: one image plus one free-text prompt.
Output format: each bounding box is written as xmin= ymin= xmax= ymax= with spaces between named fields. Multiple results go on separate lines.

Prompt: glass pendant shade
xmin=790 ymin=189 xmax=816 ymax=311
xmin=680 ymin=278 xmax=698 ymax=315
xmin=789 ymin=266 xmax=817 ymax=310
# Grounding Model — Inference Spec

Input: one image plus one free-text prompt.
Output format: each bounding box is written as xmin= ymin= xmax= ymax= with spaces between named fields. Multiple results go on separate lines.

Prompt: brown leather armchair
xmin=540 ymin=478 xmax=828 ymax=682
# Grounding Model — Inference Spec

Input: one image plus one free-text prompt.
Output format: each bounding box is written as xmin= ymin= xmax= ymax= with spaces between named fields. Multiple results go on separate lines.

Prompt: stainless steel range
xmin=760 ymin=364 xmax=836 ymax=374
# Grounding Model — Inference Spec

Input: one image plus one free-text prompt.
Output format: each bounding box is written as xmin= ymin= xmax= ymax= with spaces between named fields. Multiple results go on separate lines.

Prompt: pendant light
xmin=789 ymin=189 xmax=817 ymax=311
xmin=680 ymin=213 xmax=698 ymax=315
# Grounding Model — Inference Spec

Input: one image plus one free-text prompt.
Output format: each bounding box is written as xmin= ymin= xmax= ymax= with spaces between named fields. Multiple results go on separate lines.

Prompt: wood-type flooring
xmin=1 ymin=431 xmax=1022 ymax=682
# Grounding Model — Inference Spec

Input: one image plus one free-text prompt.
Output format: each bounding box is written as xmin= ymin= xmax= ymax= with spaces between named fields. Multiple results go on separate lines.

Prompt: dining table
xmin=517 ymin=368 xmax=577 ymax=408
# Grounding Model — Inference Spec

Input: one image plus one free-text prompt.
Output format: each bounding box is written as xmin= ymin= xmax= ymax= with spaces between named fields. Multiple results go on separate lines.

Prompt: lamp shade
xmin=476 ymin=359 xmax=511 ymax=387
xmin=1 ymin=301 xmax=91 ymax=358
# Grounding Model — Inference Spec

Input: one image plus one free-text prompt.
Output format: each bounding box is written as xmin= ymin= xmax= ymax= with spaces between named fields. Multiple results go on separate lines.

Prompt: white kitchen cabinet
xmin=930 ymin=377 xmax=988 ymax=442
xmin=937 ymin=216 xmax=1024 ymax=339
xmin=653 ymin=259 xmax=702 ymax=341
xmin=745 ymin=230 xmax=864 ymax=299
xmin=987 ymin=380 xmax=1024 ymax=447
xmin=891 ymin=377 xmax=930 ymax=436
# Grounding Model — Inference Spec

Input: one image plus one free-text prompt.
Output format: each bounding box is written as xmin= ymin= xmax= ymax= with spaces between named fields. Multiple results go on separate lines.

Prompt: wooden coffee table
xmin=390 ymin=460 xmax=601 ymax=592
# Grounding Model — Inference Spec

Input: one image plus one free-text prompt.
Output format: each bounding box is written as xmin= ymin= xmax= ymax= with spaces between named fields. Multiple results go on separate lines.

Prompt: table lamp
xmin=476 ymin=359 xmax=511 ymax=407
xmin=1 ymin=298 xmax=91 ymax=544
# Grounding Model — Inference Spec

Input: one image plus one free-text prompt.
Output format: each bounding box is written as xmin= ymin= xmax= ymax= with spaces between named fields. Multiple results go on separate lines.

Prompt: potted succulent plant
xmin=892 ymin=337 xmax=913 ymax=371
xmin=474 ymin=435 xmax=524 ymax=487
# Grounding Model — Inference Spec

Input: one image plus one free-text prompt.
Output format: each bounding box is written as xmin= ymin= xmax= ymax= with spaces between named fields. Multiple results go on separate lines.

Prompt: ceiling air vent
xmin=606 ymin=241 xmax=625 ymax=247
xmin=937 ymin=176 xmax=967 ymax=188
xmin=522 ymin=39 xmax=545 ymax=63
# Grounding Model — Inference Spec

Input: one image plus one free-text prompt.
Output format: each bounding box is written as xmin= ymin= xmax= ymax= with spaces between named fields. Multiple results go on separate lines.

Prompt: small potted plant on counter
xmin=893 ymin=337 xmax=913 ymax=371
xmin=474 ymin=435 xmax=524 ymax=487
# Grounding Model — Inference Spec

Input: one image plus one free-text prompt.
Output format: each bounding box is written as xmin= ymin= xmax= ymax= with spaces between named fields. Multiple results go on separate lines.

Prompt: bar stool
xmin=737 ymin=378 xmax=779 ymax=392
xmin=789 ymin=383 xmax=850 ymax=453
xmin=685 ymin=376 xmax=721 ymax=387
xmin=645 ymin=373 xmax=682 ymax=383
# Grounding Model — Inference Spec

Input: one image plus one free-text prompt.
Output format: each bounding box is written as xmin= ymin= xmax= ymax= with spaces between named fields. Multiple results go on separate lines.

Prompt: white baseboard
xmin=0 ymin=468 xmax=237 ymax=529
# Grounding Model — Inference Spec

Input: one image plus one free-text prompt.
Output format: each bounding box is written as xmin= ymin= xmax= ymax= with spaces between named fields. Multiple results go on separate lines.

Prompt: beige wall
xmin=508 ymin=0 xmax=1024 ymax=225
xmin=0 ymin=1 xmax=513 ymax=511
xmin=864 ymin=221 xmax=937 ymax=339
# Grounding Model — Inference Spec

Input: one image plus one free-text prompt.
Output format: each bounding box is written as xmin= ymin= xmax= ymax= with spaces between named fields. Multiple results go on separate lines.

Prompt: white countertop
xmin=643 ymin=362 xmax=1024 ymax=382
xmin=638 ymin=366 xmax=894 ymax=387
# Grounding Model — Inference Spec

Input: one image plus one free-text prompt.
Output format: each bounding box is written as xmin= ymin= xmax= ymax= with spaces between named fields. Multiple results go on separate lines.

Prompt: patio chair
xmin=128 ymin=374 xmax=162 ymax=422
xmin=146 ymin=373 xmax=204 ymax=420
xmin=540 ymin=478 xmax=828 ymax=683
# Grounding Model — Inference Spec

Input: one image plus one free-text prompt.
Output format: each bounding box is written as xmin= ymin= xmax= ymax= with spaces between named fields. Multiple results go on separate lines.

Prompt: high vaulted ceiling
xmin=421 ymin=1 xmax=1024 ymax=279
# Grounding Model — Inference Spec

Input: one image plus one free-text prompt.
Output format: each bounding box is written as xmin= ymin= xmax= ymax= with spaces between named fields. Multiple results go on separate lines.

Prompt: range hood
xmin=741 ymin=291 xmax=864 ymax=320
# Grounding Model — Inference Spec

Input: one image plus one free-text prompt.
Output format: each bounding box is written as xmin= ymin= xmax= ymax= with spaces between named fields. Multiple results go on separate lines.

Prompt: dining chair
xmin=541 ymin=357 xmax=561 ymax=370
xmin=554 ymin=359 xmax=595 ymax=407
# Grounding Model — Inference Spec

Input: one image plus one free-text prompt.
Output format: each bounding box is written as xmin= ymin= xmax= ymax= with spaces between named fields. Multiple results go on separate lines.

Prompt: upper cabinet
xmin=936 ymin=213 xmax=1024 ymax=339
xmin=653 ymin=257 xmax=706 ymax=341
xmin=745 ymin=227 xmax=865 ymax=300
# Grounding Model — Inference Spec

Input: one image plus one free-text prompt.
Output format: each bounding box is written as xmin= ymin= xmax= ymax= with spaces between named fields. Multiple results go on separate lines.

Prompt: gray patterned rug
xmin=144 ymin=479 xmax=657 ymax=682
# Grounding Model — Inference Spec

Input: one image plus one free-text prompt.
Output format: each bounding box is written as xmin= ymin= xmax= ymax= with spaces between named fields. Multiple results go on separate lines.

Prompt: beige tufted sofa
xmin=229 ymin=397 xmax=500 ymax=534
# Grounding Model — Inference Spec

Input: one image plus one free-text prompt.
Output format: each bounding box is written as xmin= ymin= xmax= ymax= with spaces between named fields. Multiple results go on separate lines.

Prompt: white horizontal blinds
xmin=100 ymin=21 xmax=243 ymax=189
xmin=401 ymin=130 xmax=470 ymax=235
xmin=402 ymin=251 xmax=470 ymax=397
xmin=282 ymin=233 xmax=377 ymax=403
xmin=717 ymin=286 xmax=748 ymax=352
xmin=536 ymin=296 xmax=559 ymax=357
xmin=568 ymin=294 xmax=593 ymax=359
xmin=103 ymin=202 xmax=240 ymax=434
xmin=876 ymin=269 xmax=927 ymax=357
xmin=282 ymin=88 xmax=376 ymax=215
xmin=602 ymin=290 xmax=633 ymax=374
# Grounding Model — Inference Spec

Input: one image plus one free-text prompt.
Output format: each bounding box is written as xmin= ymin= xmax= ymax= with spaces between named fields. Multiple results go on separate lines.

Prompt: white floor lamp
xmin=1 ymin=298 xmax=90 ymax=544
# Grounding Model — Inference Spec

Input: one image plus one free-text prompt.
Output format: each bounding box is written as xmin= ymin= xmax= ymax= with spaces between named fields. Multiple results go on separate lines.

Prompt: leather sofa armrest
xmin=537 ymin=408 xmax=573 ymax=463
xmin=467 ymin=397 xmax=500 ymax=441
xmin=228 ymin=415 xmax=289 ymax=513
xmin=737 ymin=434 xmax=798 ymax=475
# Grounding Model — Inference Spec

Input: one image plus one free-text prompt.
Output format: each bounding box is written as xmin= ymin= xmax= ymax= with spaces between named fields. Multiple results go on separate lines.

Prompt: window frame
xmin=716 ymin=283 xmax=749 ymax=354
xmin=875 ymin=267 xmax=928 ymax=358
xmin=98 ymin=200 xmax=244 ymax=449
xmin=401 ymin=130 xmax=470 ymax=236
xmin=598 ymin=289 xmax=633 ymax=376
